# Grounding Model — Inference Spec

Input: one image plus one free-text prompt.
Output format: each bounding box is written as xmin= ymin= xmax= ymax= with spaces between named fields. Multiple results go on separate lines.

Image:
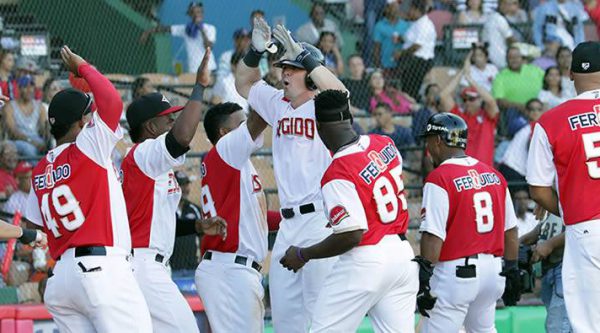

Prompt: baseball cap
xmin=571 ymin=41 xmax=600 ymax=74
xmin=461 ymin=86 xmax=479 ymax=99
xmin=233 ymin=28 xmax=250 ymax=39
xmin=126 ymin=93 xmax=183 ymax=131
xmin=48 ymin=88 xmax=93 ymax=128
xmin=14 ymin=161 xmax=33 ymax=175
xmin=16 ymin=57 xmax=38 ymax=73
xmin=17 ymin=75 xmax=35 ymax=88
xmin=175 ymin=170 xmax=190 ymax=185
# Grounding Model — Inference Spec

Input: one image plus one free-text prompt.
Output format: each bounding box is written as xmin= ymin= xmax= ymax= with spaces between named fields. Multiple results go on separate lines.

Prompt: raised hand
xmin=197 ymin=216 xmax=227 ymax=240
xmin=272 ymin=24 xmax=304 ymax=60
xmin=251 ymin=17 xmax=271 ymax=52
xmin=196 ymin=47 xmax=212 ymax=87
xmin=60 ymin=46 xmax=88 ymax=77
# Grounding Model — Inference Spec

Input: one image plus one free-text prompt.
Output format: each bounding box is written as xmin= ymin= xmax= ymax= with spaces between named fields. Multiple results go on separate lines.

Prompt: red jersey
xmin=451 ymin=105 xmax=498 ymax=166
xmin=527 ymin=90 xmax=600 ymax=225
xmin=320 ymin=135 xmax=408 ymax=246
xmin=420 ymin=157 xmax=517 ymax=261
xmin=200 ymin=123 xmax=268 ymax=262
xmin=24 ymin=64 xmax=128 ymax=259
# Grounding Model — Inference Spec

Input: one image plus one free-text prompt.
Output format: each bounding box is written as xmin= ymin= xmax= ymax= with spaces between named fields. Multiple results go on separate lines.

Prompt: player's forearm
xmin=78 ymin=63 xmax=123 ymax=131
xmin=246 ymin=109 xmax=268 ymax=141
xmin=504 ymin=227 xmax=519 ymax=261
xmin=0 ymin=220 xmax=23 ymax=240
xmin=235 ymin=62 xmax=261 ymax=99
xmin=529 ymin=186 xmax=560 ymax=216
xmin=302 ymin=230 xmax=363 ymax=260
xmin=420 ymin=232 xmax=443 ymax=264
xmin=171 ymin=85 xmax=204 ymax=147
xmin=310 ymin=66 xmax=347 ymax=92
xmin=546 ymin=232 xmax=565 ymax=251
xmin=519 ymin=224 xmax=541 ymax=245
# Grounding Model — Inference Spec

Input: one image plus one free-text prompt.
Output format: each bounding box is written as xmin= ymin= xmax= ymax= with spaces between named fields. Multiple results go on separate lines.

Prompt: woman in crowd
xmin=317 ymin=31 xmax=344 ymax=76
xmin=461 ymin=45 xmax=497 ymax=92
xmin=368 ymin=70 xmax=418 ymax=115
xmin=0 ymin=50 xmax=17 ymax=100
xmin=457 ymin=0 xmax=488 ymax=25
xmin=537 ymin=66 xmax=568 ymax=110
xmin=42 ymin=77 xmax=63 ymax=110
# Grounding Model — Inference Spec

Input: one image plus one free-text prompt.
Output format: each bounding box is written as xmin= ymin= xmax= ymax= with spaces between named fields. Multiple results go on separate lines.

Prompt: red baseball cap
xmin=461 ymin=87 xmax=480 ymax=99
xmin=14 ymin=161 xmax=33 ymax=175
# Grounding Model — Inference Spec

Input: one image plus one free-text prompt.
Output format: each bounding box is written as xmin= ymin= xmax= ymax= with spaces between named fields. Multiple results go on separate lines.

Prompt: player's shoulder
xmin=538 ymin=97 xmax=593 ymax=125
xmin=321 ymin=159 xmax=351 ymax=186
xmin=368 ymin=133 xmax=394 ymax=146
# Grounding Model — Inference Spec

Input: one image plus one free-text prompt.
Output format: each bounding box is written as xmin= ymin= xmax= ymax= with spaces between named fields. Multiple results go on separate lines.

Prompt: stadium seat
xmin=427 ymin=10 xmax=454 ymax=40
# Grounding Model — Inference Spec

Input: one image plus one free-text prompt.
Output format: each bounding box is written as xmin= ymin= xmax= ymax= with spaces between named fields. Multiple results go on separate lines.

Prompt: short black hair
xmin=525 ymin=98 xmax=542 ymax=110
xmin=203 ymin=102 xmax=243 ymax=145
xmin=50 ymin=123 xmax=73 ymax=141
xmin=250 ymin=9 xmax=265 ymax=18
xmin=410 ymin=0 xmax=428 ymax=13
xmin=424 ymin=83 xmax=439 ymax=96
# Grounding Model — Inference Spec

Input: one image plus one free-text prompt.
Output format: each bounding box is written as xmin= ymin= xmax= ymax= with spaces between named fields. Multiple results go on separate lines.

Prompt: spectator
xmin=41 ymin=77 xmax=63 ymax=110
xmin=369 ymin=103 xmax=415 ymax=149
xmin=0 ymin=141 xmax=17 ymax=201
xmin=460 ymin=44 xmax=498 ymax=92
xmin=171 ymin=170 xmax=202 ymax=277
xmin=483 ymin=0 xmax=519 ymax=68
xmin=457 ymin=0 xmax=489 ymax=25
xmin=440 ymin=59 xmax=499 ymax=165
xmin=504 ymin=0 xmax=528 ymax=24
xmin=217 ymin=28 xmax=251 ymax=79
xmin=372 ymin=2 xmax=410 ymax=77
xmin=538 ymin=66 xmax=569 ymax=110
xmin=3 ymin=161 xmax=32 ymax=215
xmin=368 ymin=70 xmax=418 ymax=115
xmin=533 ymin=0 xmax=586 ymax=50
xmin=296 ymin=2 xmax=343 ymax=47
xmin=498 ymin=98 xmax=544 ymax=184
xmin=585 ymin=0 xmax=600 ymax=42
xmin=141 ymin=2 xmax=217 ymax=73
xmin=249 ymin=9 xmax=265 ymax=30
xmin=14 ymin=58 xmax=42 ymax=101
xmin=0 ymin=50 xmax=17 ymax=100
xmin=263 ymin=52 xmax=283 ymax=89
xmin=211 ymin=51 xmax=248 ymax=111
xmin=513 ymin=190 xmax=538 ymax=237
xmin=556 ymin=46 xmax=577 ymax=98
xmin=395 ymin=0 xmax=437 ymax=100
xmin=342 ymin=54 xmax=370 ymax=113
xmin=3 ymin=76 xmax=49 ymax=157
xmin=520 ymin=212 xmax=571 ymax=333
xmin=455 ymin=0 xmax=498 ymax=13
xmin=361 ymin=0 xmax=388 ymax=67
xmin=131 ymin=76 xmax=154 ymax=100
xmin=316 ymin=31 xmax=344 ymax=76
xmin=412 ymin=83 xmax=441 ymax=143
xmin=532 ymin=37 xmax=560 ymax=70
xmin=493 ymin=46 xmax=544 ymax=116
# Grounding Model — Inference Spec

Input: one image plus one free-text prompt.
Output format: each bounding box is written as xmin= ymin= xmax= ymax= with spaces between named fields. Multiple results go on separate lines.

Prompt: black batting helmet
xmin=420 ymin=112 xmax=468 ymax=149
xmin=274 ymin=42 xmax=325 ymax=70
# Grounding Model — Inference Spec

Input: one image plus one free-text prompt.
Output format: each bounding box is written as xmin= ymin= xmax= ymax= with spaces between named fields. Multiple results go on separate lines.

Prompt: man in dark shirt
xmin=342 ymin=54 xmax=370 ymax=113
xmin=369 ymin=103 xmax=414 ymax=149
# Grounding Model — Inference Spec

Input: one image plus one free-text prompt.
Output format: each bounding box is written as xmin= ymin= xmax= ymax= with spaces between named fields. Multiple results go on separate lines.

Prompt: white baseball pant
xmin=44 ymin=247 xmax=152 ymax=333
xmin=269 ymin=210 xmax=337 ymax=333
xmin=131 ymin=248 xmax=199 ymax=333
xmin=562 ymin=220 xmax=600 ymax=333
xmin=312 ymin=235 xmax=419 ymax=333
xmin=420 ymin=254 xmax=504 ymax=333
xmin=195 ymin=251 xmax=265 ymax=333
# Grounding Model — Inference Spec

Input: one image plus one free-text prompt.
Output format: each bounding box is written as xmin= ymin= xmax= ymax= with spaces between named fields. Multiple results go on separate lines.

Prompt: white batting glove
xmin=272 ymin=24 xmax=304 ymax=60
xmin=251 ymin=17 xmax=271 ymax=52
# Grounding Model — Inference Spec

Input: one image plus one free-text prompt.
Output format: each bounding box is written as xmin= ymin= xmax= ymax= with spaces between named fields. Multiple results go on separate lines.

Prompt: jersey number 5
xmin=474 ymin=192 xmax=494 ymax=233
xmin=582 ymin=132 xmax=600 ymax=179
xmin=373 ymin=165 xmax=408 ymax=223
xmin=40 ymin=185 xmax=85 ymax=238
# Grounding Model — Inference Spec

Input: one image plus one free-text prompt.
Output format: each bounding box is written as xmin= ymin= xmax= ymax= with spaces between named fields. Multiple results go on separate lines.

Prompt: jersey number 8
xmin=474 ymin=191 xmax=494 ymax=233
xmin=373 ymin=165 xmax=408 ymax=223
xmin=40 ymin=185 xmax=85 ymax=238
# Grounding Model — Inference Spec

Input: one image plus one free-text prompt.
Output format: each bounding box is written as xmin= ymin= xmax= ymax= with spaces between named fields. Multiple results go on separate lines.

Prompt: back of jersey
xmin=424 ymin=157 xmax=509 ymax=261
xmin=529 ymin=92 xmax=600 ymax=225
xmin=321 ymin=135 xmax=408 ymax=246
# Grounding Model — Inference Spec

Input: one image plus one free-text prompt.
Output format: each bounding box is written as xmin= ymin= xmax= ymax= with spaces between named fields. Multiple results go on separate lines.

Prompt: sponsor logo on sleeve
xmin=328 ymin=205 xmax=349 ymax=227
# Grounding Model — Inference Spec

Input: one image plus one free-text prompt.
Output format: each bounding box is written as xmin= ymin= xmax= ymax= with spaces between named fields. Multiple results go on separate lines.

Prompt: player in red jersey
xmin=280 ymin=90 xmax=418 ymax=332
xmin=527 ymin=41 xmax=600 ymax=332
xmin=121 ymin=50 xmax=225 ymax=332
xmin=417 ymin=112 xmax=520 ymax=332
xmin=24 ymin=46 xmax=153 ymax=332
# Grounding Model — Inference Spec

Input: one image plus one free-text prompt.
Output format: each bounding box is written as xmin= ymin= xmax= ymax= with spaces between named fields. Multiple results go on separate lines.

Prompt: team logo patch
xmin=582 ymin=62 xmax=590 ymax=71
xmin=328 ymin=205 xmax=349 ymax=226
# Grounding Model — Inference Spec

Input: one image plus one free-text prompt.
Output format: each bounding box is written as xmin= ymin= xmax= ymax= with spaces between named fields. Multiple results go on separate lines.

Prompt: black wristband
xmin=504 ymin=259 xmax=518 ymax=270
xmin=19 ymin=229 xmax=37 ymax=244
xmin=296 ymin=50 xmax=321 ymax=74
xmin=165 ymin=130 xmax=190 ymax=159
xmin=243 ymin=46 xmax=264 ymax=68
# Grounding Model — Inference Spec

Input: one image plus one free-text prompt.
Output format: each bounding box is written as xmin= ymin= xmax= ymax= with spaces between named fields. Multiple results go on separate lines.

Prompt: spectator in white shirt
xmin=395 ymin=0 xmax=436 ymax=100
xmin=482 ymin=0 xmax=519 ymax=68
xmin=217 ymin=28 xmax=251 ymax=80
xmin=460 ymin=43 xmax=498 ymax=92
xmin=457 ymin=0 xmax=489 ymax=25
xmin=211 ymin=51 xmax=248 ymax=112
xmin=556 ymin=46 xmax=577 ymax=98
xmin=537 ymin=66 xmax=569 ymax=110
xmin=141 ymin=2 xmax=217 ymax=73
xmin=296 ymin=2 xmax=343 ymax=47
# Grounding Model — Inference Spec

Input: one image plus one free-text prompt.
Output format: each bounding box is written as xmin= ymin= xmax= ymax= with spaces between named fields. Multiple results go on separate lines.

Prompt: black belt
xmin=57 ymin=246 xmax=108 ymax=260
xmin=131 ymin=249 xmax=169 ymax=266
xmin=280 ymin=203 xmax=316 ymax=219
xmin=203 ymin=251 xmax=262 ymax=273
xmin=398 ymin=234 xmax=407 ymax=241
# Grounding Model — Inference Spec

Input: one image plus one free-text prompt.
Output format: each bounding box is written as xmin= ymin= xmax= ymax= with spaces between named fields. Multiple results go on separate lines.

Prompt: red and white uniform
xmin=24 ymin=64 xmax=152 ymax=333
xmin=527 ymin=89 xmax=600 ymax=332
xmin=121 ymin=133 xmax=198 ymax=333
xmin=248 ymin=80 xmax=336 ymax=332
xmin=310 ymin=135 xmax=418 ymax=332
xmin=419 ymin=156 xmax=517 ymax=333
xmin=195 ymin=122 xmax=267 ymax=333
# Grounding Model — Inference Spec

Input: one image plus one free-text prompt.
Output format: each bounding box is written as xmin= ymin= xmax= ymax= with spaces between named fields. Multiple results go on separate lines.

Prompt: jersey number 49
xmin=40 ymin=184 xmax=85 ymax=238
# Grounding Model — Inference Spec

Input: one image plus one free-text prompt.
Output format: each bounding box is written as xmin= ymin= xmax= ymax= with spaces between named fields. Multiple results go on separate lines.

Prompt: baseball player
xmin=235 ymin=18 xmax=347 ymax=331
xmin=23 ymin=46 xmax=152 ymax=332
xmin=417 ymin=113 xmax=520 ymax=332
xmin=527 ymin=41 xmax=600 ymax=332
xmin=195 ymin=102 xmax=268 ymax=332
xmin=280 ymin=90 xmax=419 ymax=332
xmin=121 ymin=50 xmax=225 ymax=333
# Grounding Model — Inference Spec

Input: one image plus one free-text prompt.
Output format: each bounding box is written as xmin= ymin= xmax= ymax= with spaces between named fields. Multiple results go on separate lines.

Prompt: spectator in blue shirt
xmin=369 ymin=103 xmax=415 ymax=150
xmin=373 ymin=2 xmax=410 ymax=78
xmin=533 ymin=0 xmax=586 ymax=50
